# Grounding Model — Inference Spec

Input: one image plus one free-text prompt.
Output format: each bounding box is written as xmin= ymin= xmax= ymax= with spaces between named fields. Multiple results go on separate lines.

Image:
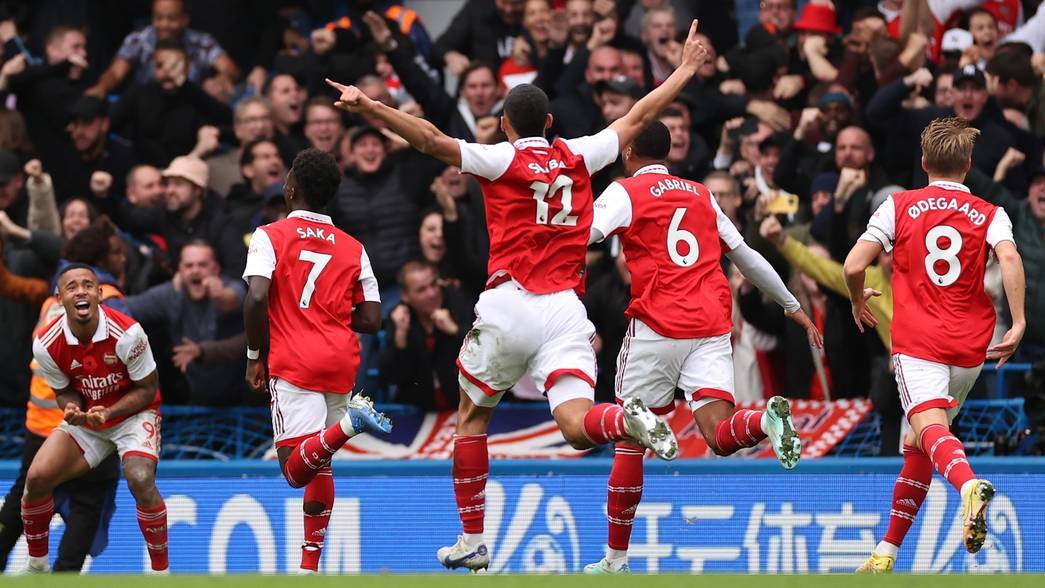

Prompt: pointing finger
xmin=689 ymin=19 xmax=699 ymax=40
xmin=325 ymin=78 xmax=348 ymax=92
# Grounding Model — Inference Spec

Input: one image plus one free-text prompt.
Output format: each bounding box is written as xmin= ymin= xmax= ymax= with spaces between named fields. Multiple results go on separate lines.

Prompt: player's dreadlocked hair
xmin=62 ymin=216 xmax=117 ymax=267
xmin=503 ymin=84 xmax=549 ymax=139
xmin=631 ymin=120 xmax=671 ymax=161
xmin=290 ymin=148 xmax=341 ymax=210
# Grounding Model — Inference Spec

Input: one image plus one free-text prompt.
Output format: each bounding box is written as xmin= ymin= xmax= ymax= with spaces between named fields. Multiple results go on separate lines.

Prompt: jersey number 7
xmin=298 ymin=249 xmax=332 ymax=308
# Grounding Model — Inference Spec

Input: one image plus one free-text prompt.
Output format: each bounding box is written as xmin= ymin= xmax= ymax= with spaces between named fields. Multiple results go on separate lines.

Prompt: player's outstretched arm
xmin=352 ymin=301 xmax=381 ymax=334
xmin=326 ymin=78 xmax=462 ymax=168
xmin=244 ymin=276 xmax=272 ymax=393
xmin=608 ymin=19 xmax=707 ymax=148
xmin=987 ymin=240 xmax=1026 ymax=367
xmin=843 ymin=240 xmax=883 ymax=333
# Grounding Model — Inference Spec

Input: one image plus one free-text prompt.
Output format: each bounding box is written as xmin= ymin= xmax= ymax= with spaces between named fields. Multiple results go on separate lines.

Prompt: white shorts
xmin=457 ymin=281 xmax=596 ymax=412
xmin=59 ymin=408 xmax=161 ymax=469
xmin=893 ymin=353 xmax=982 ymax=421
xmin=616 ymin=318 xmax=735 ymax=415
xmin=270 ymin=377 xmax=349 ymax=448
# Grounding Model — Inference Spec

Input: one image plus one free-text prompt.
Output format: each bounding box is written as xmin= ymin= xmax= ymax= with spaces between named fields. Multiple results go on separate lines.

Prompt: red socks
xmin=713 ymin=409 xmax=767 ymax=455
xmin=301 ymin=467 xmax=334 ymax=572
xmin=920 ymin=423 xmax=975 ymax=492
xmin=452 ymin=434 xmax=489 ymax=534
xmin=21 ymin=497 xmax=54 ymax=558
xmin=136 ymin=502 xmax=169 ymax=571
xmin=607 ymin=443 xmax=644 ymax=551
xmin=583 ymin=404 xmax=628 ymax=445
xmin=883 ymin=444 xmax=933 ymax=547
xmin=283 ymin=423 xmax=352 ymax=488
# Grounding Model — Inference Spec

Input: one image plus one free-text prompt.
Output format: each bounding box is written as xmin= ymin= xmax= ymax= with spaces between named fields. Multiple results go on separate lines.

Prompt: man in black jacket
xmin=220 ymin=139 xmax=285 ymax=276
xmin=380 ymin=261 xmax=474 ymax=411
xmin=7 ymin=25 xmax=89 ymax=174
xmin=51 ymin=96 xmax=136 ymax=209
xmin=434 ymin=0 xmax=524 ymax=76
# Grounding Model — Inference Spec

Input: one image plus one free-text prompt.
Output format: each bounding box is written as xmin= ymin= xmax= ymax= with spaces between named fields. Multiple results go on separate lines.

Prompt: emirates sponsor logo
xmin=76 ymin=372 xmax=124 ymax=400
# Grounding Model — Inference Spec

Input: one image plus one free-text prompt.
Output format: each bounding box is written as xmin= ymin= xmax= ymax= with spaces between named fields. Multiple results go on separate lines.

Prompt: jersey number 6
xmin=530 ymin=176 xmax=578 ymax=226
xmin=298 ymin=249 xmax=332 ymax=308
xmin=668 ymin=208 xmax=699 ymax=267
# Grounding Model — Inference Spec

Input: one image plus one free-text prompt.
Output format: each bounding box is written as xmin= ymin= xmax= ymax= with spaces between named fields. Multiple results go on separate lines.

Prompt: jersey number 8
xmin=924 ymin=224 xmax=962 ymax=287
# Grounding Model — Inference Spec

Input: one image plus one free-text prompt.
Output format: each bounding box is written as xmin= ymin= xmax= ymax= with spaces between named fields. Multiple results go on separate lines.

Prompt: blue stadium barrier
xmin=0 ymin=458 xmax=1042 ymax=574
xmin=984 ymin=362 xmax=1033 ymax=399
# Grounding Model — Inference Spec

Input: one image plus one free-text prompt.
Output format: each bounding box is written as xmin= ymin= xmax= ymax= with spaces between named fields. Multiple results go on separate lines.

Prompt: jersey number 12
xmin=531 ymin=176 xmax=578 ymax=226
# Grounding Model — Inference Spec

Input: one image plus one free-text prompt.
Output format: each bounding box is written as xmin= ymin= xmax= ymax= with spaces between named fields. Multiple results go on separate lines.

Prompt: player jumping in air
xmin=328 ymin=18 xmax=712 ymax=574
xmin=23 ymin=264 xmax=167 ymax=574
xmin=243 ymin=149 xmax=393 ymax=574
xmin=584 ymin=121 xmax=823 ymax=573
xmin=844 ymin=117 xmax=1025 ymax=573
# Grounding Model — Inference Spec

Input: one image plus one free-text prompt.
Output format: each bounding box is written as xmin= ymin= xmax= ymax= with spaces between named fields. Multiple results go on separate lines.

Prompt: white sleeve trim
xmin=116 ymin=323 xmax=157 ymax=382
xmin=358 ymin=247 xmax=381 ymax=302
xmin=860 ymin=195 xmax=896 ymax=252
xmin=710 ymin=194 xmax=744 ymax=250
xmin=32 ymin=338 xmax=70 ymax=390
xmin=457 ymin=140 xmax=515 ymax=181
xmin=243 ymin=228 xmax=276 ymax=281
xmin=591 ymin=182 xmax=632 ymax=240
xmin=563 ymin=129 xmax=620 ymax=174
xmin=986 ymin=208 xmax=1016 ymax=249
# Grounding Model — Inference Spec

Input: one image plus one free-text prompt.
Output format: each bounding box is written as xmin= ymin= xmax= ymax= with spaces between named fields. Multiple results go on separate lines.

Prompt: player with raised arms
xmin=23 ymin=264 xmax=167 ymax=574
xmin=328 ymin=18 xmax=711 ymax=573
xmin=844 ymin=117 xmax=1025 ymax=573
xmin=243 ymin=148 xmax=393 ymax=574
xmin=585 ymin=121 xmax=823 ymax=573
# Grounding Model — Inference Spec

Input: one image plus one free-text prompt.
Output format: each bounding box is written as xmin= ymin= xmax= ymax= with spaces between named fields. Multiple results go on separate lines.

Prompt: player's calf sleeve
xmin=284 ymin=424 xmax=352 ymax=488
xmin=452 ymin=434 xmax=488 ymax=535
xmin=301 ymin=467 xmax=334 ymax=572
xmin=136 ymin=501 xmax=169 ymax=571
xmin=607 ymin=444 xmax=644 ymax=552
xmin=919 ymin=423 xmax=974 ymax=492
xmin=883 ymin=444 xmax=933 ymax=548
xmin=583 ymin=404 xmax=628 ymax=445
xmin=21 ymin=497 xmax=54 ymax=558
xmin=712 ymin=409 xmax=766 ymax=455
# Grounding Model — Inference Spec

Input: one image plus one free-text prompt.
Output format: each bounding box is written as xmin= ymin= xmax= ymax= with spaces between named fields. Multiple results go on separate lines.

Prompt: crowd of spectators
xmin=0 ymin=0 xmax=1041 ymax=450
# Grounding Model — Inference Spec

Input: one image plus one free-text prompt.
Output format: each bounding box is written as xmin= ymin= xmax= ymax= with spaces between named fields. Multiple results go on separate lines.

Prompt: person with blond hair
xmin=844 ymin=116 xmax=1026 ymax=573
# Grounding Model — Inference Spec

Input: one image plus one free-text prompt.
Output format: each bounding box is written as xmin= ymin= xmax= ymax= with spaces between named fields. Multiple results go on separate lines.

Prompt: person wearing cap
xmin=5 ymin=25 xmax=89 ymax=174
xmin=594 ymin=75 xmax=642 ymax=124
xmin=551 ymin=46 xmax=623 ymax=139
xmin=119 ymin=155 xmax=240 ymax=276
xmin=774 ymin=89 xmax=855 ymax=197
xmin=866 ymin=63 xmax=1035 ymax=192
xmin=332 ymin=125 xmax=442 ymax=293
xmin=48 ymin=96 xmax=136 ymax=212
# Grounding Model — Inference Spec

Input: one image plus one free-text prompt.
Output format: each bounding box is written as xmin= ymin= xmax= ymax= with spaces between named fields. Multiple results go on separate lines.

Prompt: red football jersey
xmin=861 ymin=181 xmax=1014 ymax=367
xmin=592 ymin=164 xmax=743 ymax=339
xmin=243 ymin=210 xmax=380 ymax=393
xmin=458 ymin=129 xmax=620 ymax=294
xmin=32 ymin=306 xmax=158 ymax=429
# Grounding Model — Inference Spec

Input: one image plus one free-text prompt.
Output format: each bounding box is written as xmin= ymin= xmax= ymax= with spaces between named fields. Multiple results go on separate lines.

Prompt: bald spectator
xmin=125 ymin=165 xmax=166 ymax=208
xmin=87 ymin=0 xmax=239 ymax=97
xmin=551 ymin=45 xmax=622 ymax=138
xmin=774 ymin=91 xmax=856 ymax=198
xmin=204 ymin=97 xmax=275 ymax=197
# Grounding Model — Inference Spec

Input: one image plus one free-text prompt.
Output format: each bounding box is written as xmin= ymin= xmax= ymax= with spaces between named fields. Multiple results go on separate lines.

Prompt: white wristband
xmin=246 ymin=348 xmax=260 ymax=360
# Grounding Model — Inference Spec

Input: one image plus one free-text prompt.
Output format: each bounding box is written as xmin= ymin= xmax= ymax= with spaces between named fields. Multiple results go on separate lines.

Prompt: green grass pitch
xmin=2 ymin=575 xmax=1043 ymax=587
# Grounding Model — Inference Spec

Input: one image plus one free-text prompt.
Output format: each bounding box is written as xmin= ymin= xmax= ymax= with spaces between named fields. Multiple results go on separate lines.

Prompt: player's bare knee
xmin=562 ymin=423 xmax=594 ymax=450
xmin=23 ymin=464 xmax=55 ymax=499
xmin=123 ymin=463 xmax=157 ymax=499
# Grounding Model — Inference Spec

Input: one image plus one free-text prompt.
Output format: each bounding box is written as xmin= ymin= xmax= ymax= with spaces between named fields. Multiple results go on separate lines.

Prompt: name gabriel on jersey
xmin=906 ymin=196 xmax=987 ymax=226
xmin=649 ymin=178 xmax=700 ymax=198
xmin=296 ymin=226 xmax=336 ymax=244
